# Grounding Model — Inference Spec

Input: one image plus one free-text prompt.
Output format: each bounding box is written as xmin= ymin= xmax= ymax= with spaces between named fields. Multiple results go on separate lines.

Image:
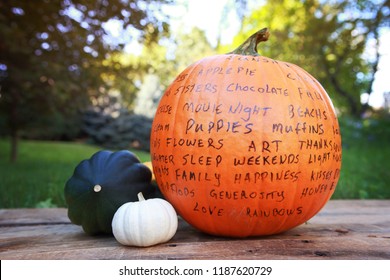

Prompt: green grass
xmin=1 ymin=116 xmax=389 ymax=208
xmin=0 ymin=139 xmax=151 ymax=208
xmin=334 ymin=143 xmax=390 ymax=199
xmin=332 ymin=116 xmax=390 ymax=199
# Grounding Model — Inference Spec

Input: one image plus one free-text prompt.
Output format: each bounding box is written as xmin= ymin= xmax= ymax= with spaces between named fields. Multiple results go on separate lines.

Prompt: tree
xmin=230 ymin=0 xmax=389 ymax=117
xmin=81 ymin=26 xmax=215 ymax=151
xmin=133 ymin=74 xmax=163 ymax=118
xmin=108 ymin=26 xmax=215 ymax=110
xmin=172 ymin=27 xmax=215 ymax=73
xmin=0 ymin=0 xmax=172 ymax=162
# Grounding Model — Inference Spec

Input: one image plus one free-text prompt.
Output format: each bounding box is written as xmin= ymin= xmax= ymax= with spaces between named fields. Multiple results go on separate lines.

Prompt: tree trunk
xmin=360 ymin=11 xmax=382 ymax=116
xmin=10 ymin=129 xmax=19 ymax=163
xmin=328 ymin=74 xmax=361 ymax=117
xmin=9 ymin=89 xmax=20 ymax=163
xmin=320 ymin=47 xmax=361 ymax=118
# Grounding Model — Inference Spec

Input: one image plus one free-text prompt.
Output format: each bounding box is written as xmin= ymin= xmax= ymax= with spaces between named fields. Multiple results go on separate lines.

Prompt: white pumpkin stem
xmin=93 ymin=184 xmax=102 ymax=192
xmin=137 ymin=192 xmax=146 ymax=201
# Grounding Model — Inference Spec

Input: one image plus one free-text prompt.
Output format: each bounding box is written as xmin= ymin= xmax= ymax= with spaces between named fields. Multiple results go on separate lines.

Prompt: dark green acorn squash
xmin=64 ymin=150 xmax=158 ymax=235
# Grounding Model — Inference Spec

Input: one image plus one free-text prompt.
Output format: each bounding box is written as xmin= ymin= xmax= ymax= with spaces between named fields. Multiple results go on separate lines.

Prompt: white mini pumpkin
xmin=112 ymin=192 xmax=178 ymax=247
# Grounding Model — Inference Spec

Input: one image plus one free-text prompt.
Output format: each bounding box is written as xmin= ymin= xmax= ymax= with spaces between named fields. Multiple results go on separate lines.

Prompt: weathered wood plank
xmin=0 ymin=200 xmax=389 ymax=260
xmin=0 ymin=208 xmax=70 ymax=226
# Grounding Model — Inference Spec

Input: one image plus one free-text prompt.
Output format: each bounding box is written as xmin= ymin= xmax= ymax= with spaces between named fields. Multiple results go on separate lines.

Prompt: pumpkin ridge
xmin=157 ymin=199 xmax=178 ymax=243
xmin=149 ymin=199 xmax=168 ymax=245
xmin=136 ymin=199 xmax=148 ymax=246
xmin=124 ymin=203 xmax=134 ymax=245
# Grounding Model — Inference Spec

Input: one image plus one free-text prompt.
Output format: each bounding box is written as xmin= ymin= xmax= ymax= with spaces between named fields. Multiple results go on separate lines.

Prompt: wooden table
xmin=0 ymin=200 xmax=389 ymax=260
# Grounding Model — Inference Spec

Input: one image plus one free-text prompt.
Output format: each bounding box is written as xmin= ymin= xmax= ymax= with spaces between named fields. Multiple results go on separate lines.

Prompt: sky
xmin=170 ymin=0 xmax=240 ymax=46
xmin=367 ymin=31 xmax=390 ymax=108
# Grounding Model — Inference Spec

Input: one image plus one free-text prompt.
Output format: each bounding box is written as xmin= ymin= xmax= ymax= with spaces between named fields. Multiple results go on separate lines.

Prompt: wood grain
xmin=0 ymin=200 xmax=389 ymax=260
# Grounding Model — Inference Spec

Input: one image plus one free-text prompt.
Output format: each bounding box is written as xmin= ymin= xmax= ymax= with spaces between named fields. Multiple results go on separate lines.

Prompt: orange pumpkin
xmin=150 ymin=28 xmax=342 ymax=237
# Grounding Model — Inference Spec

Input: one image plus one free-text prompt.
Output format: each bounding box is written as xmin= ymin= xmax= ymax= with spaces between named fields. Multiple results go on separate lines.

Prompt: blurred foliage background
xmin=0 ymin=0 xmax=389 ymax=207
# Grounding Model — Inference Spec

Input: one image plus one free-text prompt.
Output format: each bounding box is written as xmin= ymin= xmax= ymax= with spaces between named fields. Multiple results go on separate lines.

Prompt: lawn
xmin=331 ymin=116 xmax=390 ymax=199
xmin=0 ymin=140 xmax=151 ymax=208
xmin=0 ymin=116 xmax=389 ymax=208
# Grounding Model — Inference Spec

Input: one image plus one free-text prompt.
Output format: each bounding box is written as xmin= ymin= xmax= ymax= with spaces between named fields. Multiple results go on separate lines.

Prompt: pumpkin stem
xmin=137 ymin=192 xmax=146 ymax=201
xmin=228 ymin=27 xmax=270 ymax=56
